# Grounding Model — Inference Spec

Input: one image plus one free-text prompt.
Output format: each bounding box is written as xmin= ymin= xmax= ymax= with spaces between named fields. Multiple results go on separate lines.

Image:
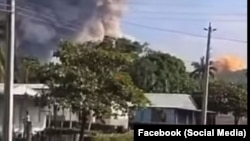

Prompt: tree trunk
xmin=79 ymin=111 xmax=87 ymax=141
xmin=234 ymin=116 xmax=240 ymax=125
xmin=25 ymin=69 xmax=29 ymax=83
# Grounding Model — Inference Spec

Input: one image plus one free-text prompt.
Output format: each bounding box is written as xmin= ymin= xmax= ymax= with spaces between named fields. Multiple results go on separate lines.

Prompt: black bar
xmin=134 ymin=124 xmax=248 ymax=140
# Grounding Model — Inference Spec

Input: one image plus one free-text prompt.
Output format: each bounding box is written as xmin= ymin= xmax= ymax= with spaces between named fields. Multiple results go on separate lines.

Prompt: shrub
xmin=91 ymin=133 xmax=133 ymax=141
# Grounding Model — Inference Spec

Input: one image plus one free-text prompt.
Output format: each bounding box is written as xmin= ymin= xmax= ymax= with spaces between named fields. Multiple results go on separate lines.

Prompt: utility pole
xmin=3 ymin=0 xmax=16 ymax=141
xmin=201 ymin=23 xmax=216 ymax=125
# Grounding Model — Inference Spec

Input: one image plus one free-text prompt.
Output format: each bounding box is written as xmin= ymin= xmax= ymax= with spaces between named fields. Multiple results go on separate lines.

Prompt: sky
xmin=121 ymin=0 xmax=247 ymax=70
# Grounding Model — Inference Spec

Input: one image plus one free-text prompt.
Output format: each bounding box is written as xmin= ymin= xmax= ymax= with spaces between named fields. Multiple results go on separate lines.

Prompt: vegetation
xmin=0 ymin=48 xmax=41 ymax=83
xmin=11 ymin=37 xmax=245 ymax=127
xmin=14 ymin=56 xmax=41 ymax=83
xmin=190 ymin=56 xmax=217 ymax=79
xmin=0 ymin=34 xmax=246 ymax=141
xmin=216 ymin=69 xmax=247 ymax=88
xmin=192 ymin=80 xmax=247 ymax=124
xmin=91 ymin=133 xmax=133 ymax=141
xmin=35 ymin=38 xmax=149 ymax=141
xmin=130 ymin=51 xmax=199 ymax=93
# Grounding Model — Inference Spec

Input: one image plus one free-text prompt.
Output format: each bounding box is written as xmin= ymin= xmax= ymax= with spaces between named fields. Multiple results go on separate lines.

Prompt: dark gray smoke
xmin=1 ymin=0 xmax=127 ymax=61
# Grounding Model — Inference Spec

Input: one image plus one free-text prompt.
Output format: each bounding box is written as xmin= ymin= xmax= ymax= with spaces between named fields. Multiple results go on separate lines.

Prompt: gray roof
xmin=145 ymin=93 xmax=198 ymax=111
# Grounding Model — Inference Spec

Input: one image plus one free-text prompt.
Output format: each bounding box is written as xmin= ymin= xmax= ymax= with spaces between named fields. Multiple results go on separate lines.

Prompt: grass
xmin=91 ymin=133 xmax=133 ymax=141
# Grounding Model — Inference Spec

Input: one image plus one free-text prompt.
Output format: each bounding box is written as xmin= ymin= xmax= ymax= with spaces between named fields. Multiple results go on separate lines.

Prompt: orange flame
xmin=213 ymin=55 xmax=247 ymax=72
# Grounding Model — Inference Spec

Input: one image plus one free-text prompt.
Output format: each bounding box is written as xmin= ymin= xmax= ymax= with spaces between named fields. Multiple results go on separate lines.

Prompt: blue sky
xmin=121 ymin=0 xmax=247 ymax=70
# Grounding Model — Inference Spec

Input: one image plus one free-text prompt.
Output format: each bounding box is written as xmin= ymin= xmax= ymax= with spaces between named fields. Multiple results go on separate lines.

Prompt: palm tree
xmin=190 ymin=56 xmax=217 ymax=80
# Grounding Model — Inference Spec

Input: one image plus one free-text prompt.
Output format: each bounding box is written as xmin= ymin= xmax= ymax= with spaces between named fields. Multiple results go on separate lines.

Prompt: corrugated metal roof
xmin=145 ymin=93 xmax=198 ymax=111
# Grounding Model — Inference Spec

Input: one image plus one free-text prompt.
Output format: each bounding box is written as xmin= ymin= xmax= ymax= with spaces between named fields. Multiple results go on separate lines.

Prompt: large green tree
xmin=192 ymin=80 xmax=247 ymax=125
xmin=130 ymin=51 xmax=198 ymax=93
xmin=227 ymin=84 xmax=247 ymax=125
xmin=37 ymin=38 xmax=149 ymax=141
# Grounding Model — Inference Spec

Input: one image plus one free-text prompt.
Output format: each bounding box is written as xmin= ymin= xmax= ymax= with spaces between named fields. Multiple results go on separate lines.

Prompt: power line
xmin=0 ymin=3 xmax=247 ymax=44
xmin=128 ymin=9 xmax=247 ymax=16
xmin=127 ymin=16 xmax=247 ymax=22
xmin=123 ymin=21 xmax=247 ymax=43
xmin=0 ymin=3 xmax=82 ymax=30
xmin=0 ymin=3 xmax=80 ymax=31
xmin=128 ymin=1 xmax=246 ymax=7
xmin=17 ymin=12 xmax=79 ymax=32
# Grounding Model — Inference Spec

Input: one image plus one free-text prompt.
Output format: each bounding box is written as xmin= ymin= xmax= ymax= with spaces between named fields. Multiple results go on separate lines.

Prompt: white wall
xmin=0 ymin=96 xmax=47 ymax=134
xmin=94 ymin=108 xmax=129 ymax=128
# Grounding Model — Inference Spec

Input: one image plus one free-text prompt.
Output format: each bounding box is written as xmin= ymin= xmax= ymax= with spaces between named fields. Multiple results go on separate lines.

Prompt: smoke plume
xmin=213 ymin=55 xmax=247 ymax=72
xmin=5 ymin=0 xmax=127 ymax=61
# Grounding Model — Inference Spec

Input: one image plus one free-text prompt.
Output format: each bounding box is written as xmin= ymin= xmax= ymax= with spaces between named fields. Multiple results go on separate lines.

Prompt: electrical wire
xmin=128 ymin=1 xmax=246 ymax=8
xmin=0 ymin=3 xmax=247 ymax=44
xmin=126 ymin=16 xmax=247 ymax=22
xmin=0 ymin=3 xmax=244 ymax=65
xmin=128 ymin=9 xmax=247 ymax=16
xmin=123 ymin=21 xmax=247 ymax=43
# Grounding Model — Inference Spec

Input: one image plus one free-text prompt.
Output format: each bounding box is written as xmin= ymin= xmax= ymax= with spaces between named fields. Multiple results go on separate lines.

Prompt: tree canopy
xmin=190 ymin=56 xmax=217 ymax=80
xmin=192 ymin=80 xmax=247 ymax=124
xmin=36 ymin=38 xmax=149 ymax=141
xmin=130 ymin=51 xmax=198 ymax=93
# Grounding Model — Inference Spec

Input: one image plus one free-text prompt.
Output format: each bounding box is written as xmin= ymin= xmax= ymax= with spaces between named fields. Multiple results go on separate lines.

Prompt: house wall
xmin=133 ymin=108 xmax=151 ymax=123
xmin=0 ymin=96 xmax=79 ymax=134
xmin=100 ymin=107 xmax=129 ymax=128
xmin=175 ymin=109 xmax=195 ymax=125
xmin=31 ymin=89 xmax=80 ymax=122
xmin=133 ymin=108 xmax=176 ymax=124
xmin=0 ymin=96 xmax=47 ymax=134
xmin=48 ymin=106 xmax=79 ymax=122
xmin=132 ymin=108 xmax=199 ymax=125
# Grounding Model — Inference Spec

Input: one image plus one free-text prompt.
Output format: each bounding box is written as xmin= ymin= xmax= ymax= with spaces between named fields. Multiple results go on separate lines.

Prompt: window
xmin=151 ymin=108 xmax=166 ymax=123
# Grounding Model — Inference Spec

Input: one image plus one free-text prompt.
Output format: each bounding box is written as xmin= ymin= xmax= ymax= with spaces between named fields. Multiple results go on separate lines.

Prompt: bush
xmin=91 ymin=133 xmax=133 ymax=141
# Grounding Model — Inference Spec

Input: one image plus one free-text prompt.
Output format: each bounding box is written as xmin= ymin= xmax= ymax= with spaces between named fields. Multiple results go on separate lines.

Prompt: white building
xmin=0 ymin=83 xmax=129 ymax=136
xmin=0 ymin=83 xmax=79 ymax=135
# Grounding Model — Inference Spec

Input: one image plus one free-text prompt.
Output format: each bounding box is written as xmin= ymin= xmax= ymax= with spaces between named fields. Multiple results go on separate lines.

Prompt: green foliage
xmin=227 ymin=84 xmax=247 ymax=118
xmin=130 ymin=51 xmax=197 ymax=93
xmin=15 ymin=56 xmax=41 ymax=83
xmin=192 ymin=80 xmax=247 ymax=123
xmin=36 ymin=38 xmax=149 ymax=141
xmin=92 ymin=133 xmax=133 ymax=141
xmin=37 ymin=38 xmax=149 ymax=118
xmin=190 ymin=56 xmax=217 ymax=80
xmin=216 ymin=69 xmax=247 ymax=88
